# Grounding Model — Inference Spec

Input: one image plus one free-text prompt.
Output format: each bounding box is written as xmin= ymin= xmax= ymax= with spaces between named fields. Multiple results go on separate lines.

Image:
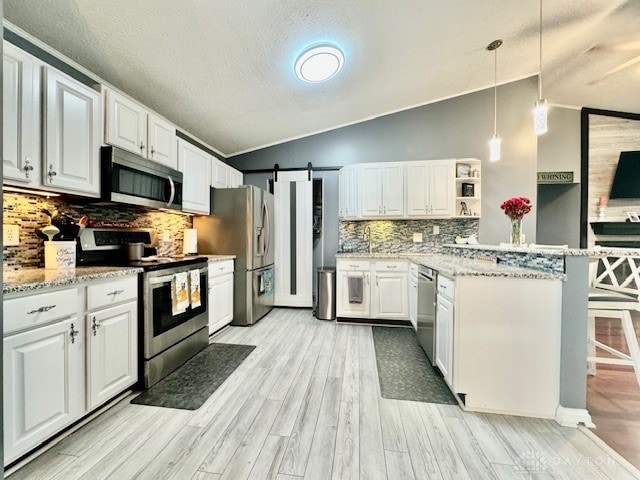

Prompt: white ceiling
xmin=4 ymin=1 xmax=640 ymax=157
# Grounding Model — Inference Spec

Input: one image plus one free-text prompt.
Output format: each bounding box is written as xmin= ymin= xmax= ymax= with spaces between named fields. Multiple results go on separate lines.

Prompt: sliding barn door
xmin=274 ymin=170 xmax=313 ymax=307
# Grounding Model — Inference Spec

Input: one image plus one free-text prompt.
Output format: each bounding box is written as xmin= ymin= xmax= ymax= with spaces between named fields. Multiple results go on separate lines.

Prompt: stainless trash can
xmin=316 ymin=267 xmax=336 ymax=320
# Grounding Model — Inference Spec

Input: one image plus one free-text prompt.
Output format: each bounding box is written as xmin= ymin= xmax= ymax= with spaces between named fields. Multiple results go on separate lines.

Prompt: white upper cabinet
xmin=147 ymin=113 xmax=177 ymax=169
xmin=339 ymin=165 xmax=359 ymax=219
xmin=43 ymin=66 xmax=101 ymax=196
xmin=358 ymin=163 xmax=403 ymax=218
xmin=211 ymin=157 xmax=230 ymax=189
xmin=381 ymin=163 xmax=404 ymax=216
xmin=211 ymin=157 xmax=243 ymax=189
xmin=406 ymin=162 xmax=429 ymax=216
xmin=178 ymin=138 xmax=212 ymax=214
xmin=105 ymin=89 xmax=148 ymax=157
xmin=406 ymin=160 xmax=454 ymax=218
xmin=3 ymin=42 xmax=41 ymax=186
xmin=339 ymin=159 xmax=469 ymax=220
xmin=229 ymin=168 xmax=243 ymax=188
xmin=106 ymin=89 xmax=178 ymax=168
xmin=429 ymin=161 xmax=454 ymax=216
xmin=360 ymin=164 xmax=383 ymax=217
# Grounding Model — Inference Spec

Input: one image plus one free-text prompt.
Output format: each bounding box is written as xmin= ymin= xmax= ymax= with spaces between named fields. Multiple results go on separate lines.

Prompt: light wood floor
xmin=9 ymin=308 xmax=640 ymax=480
xmin=588 ymin=315 xmax=640 ymax=470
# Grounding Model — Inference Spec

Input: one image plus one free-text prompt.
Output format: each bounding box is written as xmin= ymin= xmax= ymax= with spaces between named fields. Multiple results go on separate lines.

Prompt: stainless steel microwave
xmin=101 ymin=146 xmax=183 ymax=211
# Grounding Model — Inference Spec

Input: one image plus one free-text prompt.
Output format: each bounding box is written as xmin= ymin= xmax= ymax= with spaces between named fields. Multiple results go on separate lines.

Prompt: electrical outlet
xmin=413 ymin=232 xmax=423 ymax=243
xmin=4 ymin=224 xmax=20 ymax=246
xmin=433 ymin=225 xmax=440 ymax=235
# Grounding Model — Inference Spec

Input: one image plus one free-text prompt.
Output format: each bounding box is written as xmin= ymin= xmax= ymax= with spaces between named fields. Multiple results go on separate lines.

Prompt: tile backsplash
xmin=3 ymin=192 xmax=193 ymax=270
xmin=339 ymin=218 xmax=479 ymax=253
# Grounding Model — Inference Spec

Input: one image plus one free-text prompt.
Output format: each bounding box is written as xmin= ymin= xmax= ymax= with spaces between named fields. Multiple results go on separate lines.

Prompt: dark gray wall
xmin=536 ymin=107 xmax=581 ymax=247
xmin=230 ymin=76 xmax=539 ymax=248
xmin=537 ymin=184 xmax=581 ymax=247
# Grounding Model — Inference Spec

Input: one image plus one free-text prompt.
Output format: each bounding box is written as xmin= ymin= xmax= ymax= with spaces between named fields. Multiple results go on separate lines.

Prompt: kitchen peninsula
xmin=336 ymin=243 xmax=596 ymax=426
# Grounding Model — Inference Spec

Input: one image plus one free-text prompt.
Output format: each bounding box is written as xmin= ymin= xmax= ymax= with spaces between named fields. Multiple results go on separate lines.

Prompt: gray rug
xmin=372 ymin=327 xmax=457 ymax=405
xmin=131 ymin=343 xmax=256 ymax=410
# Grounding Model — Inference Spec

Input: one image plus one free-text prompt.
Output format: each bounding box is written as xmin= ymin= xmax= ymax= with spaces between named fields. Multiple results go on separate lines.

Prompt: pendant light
xmin=487 ymin=39 xmax=503 ymax=162
xmin=533 ymin=0 xmax=548 ymax=135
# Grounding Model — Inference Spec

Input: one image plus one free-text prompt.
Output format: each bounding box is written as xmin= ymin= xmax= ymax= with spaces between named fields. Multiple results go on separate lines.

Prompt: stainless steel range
xmin=77 ymin=227 xmax=209 ymax=388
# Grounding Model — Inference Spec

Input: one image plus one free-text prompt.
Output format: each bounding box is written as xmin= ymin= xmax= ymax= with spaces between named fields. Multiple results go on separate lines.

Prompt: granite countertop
xmin=199 ymin=255 xmax=236 ymax=262
xmin=3 ymin=266 xmax=143 ymax=295
xmin=443 ymin=243 xmax=640 ymax=257
xmin=335 ymin=252 xmax=564 ymax=280
xmin=444 ymin=243 xmax=567 ymax=255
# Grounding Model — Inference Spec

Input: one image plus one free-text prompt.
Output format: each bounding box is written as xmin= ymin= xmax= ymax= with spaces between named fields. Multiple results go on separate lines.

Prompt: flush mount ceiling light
xmin=295 ymin=44 xmax=344 ymax=83
xmin=487 ymin=39 xmax=503 ymax=162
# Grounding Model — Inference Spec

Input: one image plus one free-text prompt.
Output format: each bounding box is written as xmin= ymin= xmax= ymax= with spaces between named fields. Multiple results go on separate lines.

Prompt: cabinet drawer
xmin=337 ymin=259 xmax=370 ymax=272
xmin=374 ymin=260 xmax=408 ymax=272
xmin=4 ymin=288 xmax=78 ymax=334
xmin=87 ymin=276 xmax=138 ymax=311
xmin=438 ymin=275 xmax=455 ymax=300
xmin=209 ymin=260 xmax=234 ymax=276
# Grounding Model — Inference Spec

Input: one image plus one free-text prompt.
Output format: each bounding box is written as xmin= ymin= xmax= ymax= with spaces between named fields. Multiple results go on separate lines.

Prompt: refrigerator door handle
xmin=256 ymin=226 xmax=264 ymax=257
xmin=263 ymin=200 xmax=271 ymax=258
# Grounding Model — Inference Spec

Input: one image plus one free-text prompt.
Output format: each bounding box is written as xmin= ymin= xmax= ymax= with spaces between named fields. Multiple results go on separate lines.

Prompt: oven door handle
xmin=148 ymin=267 xmax=208 ymax=285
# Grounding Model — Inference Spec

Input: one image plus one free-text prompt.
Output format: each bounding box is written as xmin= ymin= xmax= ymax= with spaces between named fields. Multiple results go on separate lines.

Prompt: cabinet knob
xmin=23 ymin=158 xmax=34 ymax=179
xmin=47 ymin=164 xmax=57 ymax=183
xmin=150 ymin=146 xmax=156 ymax=157
xmin=92 ymin=317 xmax=100 ymax=336
xmin=140 ymin=141 xmax=145 ymax=152
xmin=69 ymin=323 xmax=80 ymax=343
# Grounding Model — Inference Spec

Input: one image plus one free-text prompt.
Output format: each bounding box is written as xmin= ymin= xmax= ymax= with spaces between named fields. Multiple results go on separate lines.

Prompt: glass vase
xmin=510 ymin=218 xmax=522 ymax=246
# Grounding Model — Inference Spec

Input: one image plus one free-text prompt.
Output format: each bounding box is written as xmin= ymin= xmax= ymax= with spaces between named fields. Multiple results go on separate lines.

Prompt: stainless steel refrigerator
xmin=194 ymin=186 xmax=274 ymax=326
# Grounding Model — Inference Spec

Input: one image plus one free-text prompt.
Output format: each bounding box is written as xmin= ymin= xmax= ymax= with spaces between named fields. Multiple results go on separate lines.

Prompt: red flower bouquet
xmin=500 ymin=196 xmax=532 ymax=220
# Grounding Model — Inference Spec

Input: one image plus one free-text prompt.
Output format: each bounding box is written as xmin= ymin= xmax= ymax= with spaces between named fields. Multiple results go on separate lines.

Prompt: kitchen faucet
xmin=363 ymin=226 xmax=372 ymax=254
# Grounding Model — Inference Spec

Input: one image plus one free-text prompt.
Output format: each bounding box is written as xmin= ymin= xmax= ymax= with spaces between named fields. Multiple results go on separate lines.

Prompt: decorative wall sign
xmin=537 ymin=171 xmax=574 ymax=184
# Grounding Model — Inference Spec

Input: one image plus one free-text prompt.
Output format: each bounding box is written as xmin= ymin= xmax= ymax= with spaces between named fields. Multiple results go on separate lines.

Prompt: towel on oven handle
xmin=189 ymin=269 xmax=201 ymax=308
xmin=172 ymin=272 xmax=190 ymax=315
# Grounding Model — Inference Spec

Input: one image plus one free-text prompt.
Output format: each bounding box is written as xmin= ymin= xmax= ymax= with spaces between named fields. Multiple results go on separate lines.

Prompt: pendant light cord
xmin=494 ymin=48 xmax=498 ymax=135
xmin=538 ymin=0 xmax=543 ymax=100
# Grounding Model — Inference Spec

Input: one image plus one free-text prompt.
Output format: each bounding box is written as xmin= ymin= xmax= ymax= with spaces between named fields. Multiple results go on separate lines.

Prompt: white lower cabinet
xmin=208 ymin=260 xmax=235 ymax=334
xmin=435 ymin=293 xmax=454 ymax=387
xmin=373 ymin=271 xmax=409 ymax=319
xmin=3 ymin=317 xmax=85 ymax=464
xmin=336 ymin=259 xmax=409 ymax=320
xmin=3 ymin=275 xmax=139 ymax=465
xmin=336 ymin=260 xmax=371 ymax=318
xmin=86 ymin=301 xmax=138 ymax=410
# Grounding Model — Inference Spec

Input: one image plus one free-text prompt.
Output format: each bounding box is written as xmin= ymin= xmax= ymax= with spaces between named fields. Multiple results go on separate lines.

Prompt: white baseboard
xmin=555 ymin=405 xmax=596 ymax=428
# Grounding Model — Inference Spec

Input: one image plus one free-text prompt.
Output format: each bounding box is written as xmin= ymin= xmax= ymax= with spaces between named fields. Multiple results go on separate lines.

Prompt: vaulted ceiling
xmin=5 ymin=1 xmax=640 ymax=157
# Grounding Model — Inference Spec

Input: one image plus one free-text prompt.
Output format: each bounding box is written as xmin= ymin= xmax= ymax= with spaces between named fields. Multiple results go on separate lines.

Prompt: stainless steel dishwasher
xmin=417 ymin=265 xmax=437 ymax=365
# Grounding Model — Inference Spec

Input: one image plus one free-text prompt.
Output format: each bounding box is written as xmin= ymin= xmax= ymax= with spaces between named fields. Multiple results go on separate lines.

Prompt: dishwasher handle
xmin=418 ymin=271 xmax=436 ymax=282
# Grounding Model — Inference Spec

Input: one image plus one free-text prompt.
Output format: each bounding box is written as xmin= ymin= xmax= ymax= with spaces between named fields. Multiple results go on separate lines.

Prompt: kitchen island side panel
xmin=454 ymin=276 xmax=562 ymax=418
